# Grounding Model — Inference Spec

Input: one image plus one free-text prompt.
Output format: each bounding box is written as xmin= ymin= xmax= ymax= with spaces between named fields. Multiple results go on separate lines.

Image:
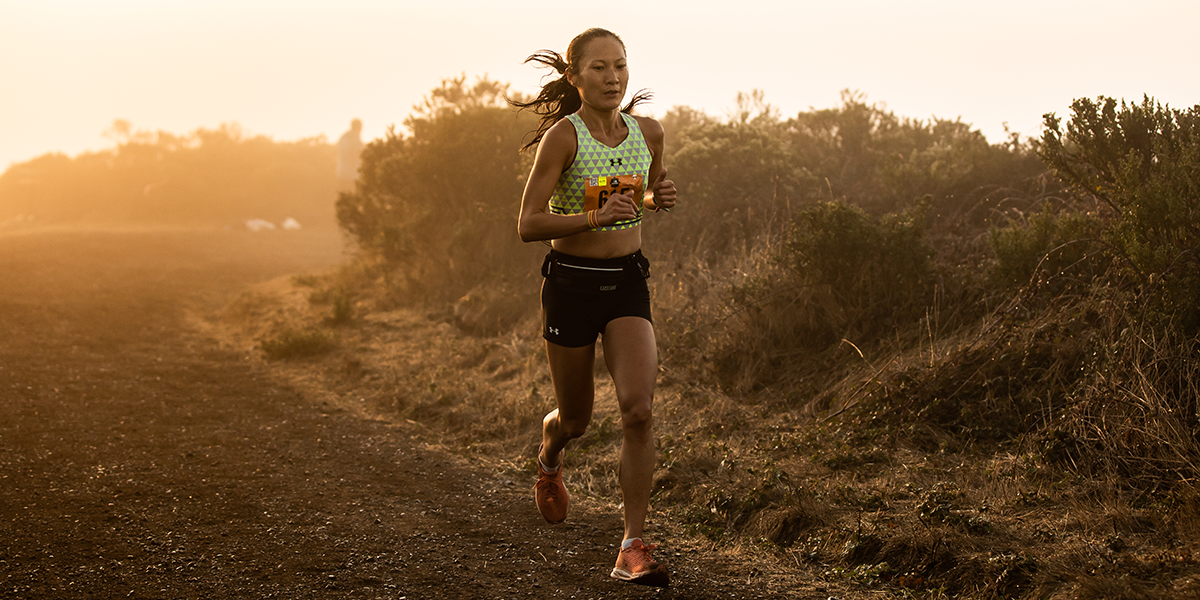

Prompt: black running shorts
xmin=540 ymin=250 xmax=653 ymax=348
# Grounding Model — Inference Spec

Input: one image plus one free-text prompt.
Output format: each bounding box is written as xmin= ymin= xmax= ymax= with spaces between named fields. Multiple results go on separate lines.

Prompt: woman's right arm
xmin=517 ymin=121 xmax=590 ymax=243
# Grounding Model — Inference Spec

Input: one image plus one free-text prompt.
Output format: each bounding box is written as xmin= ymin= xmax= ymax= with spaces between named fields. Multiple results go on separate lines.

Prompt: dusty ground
xmin=0 ymin=227 xmax=838 ymax=599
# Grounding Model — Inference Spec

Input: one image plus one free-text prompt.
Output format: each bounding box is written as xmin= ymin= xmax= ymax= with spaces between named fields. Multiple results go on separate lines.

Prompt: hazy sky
xmin=3 ymin=0 xmax=1198 ymax=170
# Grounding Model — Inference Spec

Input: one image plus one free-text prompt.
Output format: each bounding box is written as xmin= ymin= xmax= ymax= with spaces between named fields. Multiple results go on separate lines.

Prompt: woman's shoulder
xmin=534 ymin=118 xmax=580 ymax=170
xmin=630 ymin=114 xmax=664 ymax=145
xmin=544 ymin=117 xmax=580 ymax=144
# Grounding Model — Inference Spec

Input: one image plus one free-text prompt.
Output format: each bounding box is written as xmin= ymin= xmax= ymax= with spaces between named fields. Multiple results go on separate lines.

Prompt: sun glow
xmin=2 ymin=0 xmax=1198 ymax=169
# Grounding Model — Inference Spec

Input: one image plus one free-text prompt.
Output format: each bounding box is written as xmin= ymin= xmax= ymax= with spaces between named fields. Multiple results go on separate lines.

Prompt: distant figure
xmin=336 ymin=118 xmax=365 ymax=192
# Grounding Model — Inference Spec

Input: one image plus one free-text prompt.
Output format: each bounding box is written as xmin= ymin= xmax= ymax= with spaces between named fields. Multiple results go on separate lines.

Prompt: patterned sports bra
xmin=549 ymin=112 xmax=653 ymax=231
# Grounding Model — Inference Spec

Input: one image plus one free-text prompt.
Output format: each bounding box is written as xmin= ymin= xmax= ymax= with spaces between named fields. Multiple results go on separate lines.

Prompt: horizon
xmin=3 ymin=0 xmax=1198 ymax=170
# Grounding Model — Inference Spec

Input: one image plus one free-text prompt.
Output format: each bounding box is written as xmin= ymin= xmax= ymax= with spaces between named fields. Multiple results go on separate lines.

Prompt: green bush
xmin=783 ymin=198 xmax=933 ymax=333
xmin=711 ymin=199 xmax=934 ymax=394
xmin=783 ymin=91 xmax=1049 ymax=220
xmin=660 ymin=92 xmax=815 ymax=261
xmin=844 ymin=94 xmax=1200 ymax=484
xmin=335 ymin=76 xmax=542 ymax=310
xmin=1039 ymin=95 xmax=1200 ymax=333
xmin=651 ymin=90 xmax=1050 ymax=275
xmin=988 ymin=205 xmax=1107 ymax=293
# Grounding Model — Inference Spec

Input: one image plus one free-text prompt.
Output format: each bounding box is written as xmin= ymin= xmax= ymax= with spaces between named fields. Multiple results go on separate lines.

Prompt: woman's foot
xmin=533 ymin=445 xmax=568 ymax=524
xmin=610 ymin=539 xmax=669 ymax=587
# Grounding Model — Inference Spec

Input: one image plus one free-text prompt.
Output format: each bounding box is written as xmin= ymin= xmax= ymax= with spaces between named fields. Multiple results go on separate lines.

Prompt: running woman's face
xmin=568 ymin=36 xmax=628 ymax=111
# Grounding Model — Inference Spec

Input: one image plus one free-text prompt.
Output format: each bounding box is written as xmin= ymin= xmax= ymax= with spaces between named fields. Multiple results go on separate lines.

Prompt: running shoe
xmin=610 ymin=539 xmax=669 ymax=587
xmin=534 ymin=447 xmax=568 ymax=524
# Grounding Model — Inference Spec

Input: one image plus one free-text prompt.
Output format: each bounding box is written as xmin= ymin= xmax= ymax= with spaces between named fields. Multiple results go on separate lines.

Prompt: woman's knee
xmin=619 ymin=398 xmax=654 ymax=431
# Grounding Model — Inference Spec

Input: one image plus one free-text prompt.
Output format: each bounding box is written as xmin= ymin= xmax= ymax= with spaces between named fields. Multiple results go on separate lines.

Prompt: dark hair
xmin=511 ymin=28 xmax=652 ymax=151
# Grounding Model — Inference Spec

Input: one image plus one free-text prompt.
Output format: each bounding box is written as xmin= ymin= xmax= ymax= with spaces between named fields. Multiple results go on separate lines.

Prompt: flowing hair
xmin=510 ymin=28 xmax=652 ymax=152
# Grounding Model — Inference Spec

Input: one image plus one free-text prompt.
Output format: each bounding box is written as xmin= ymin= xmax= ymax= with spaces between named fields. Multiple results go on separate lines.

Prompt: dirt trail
xmin=0 ymin=227 xmax=827 ymax=599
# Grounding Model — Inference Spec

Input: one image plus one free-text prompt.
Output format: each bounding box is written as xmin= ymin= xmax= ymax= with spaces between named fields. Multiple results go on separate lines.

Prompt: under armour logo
xmin=609 ymin=158 xmax=623 ymax=166
xmin=548 ymin=326 xmax=560 ymax=336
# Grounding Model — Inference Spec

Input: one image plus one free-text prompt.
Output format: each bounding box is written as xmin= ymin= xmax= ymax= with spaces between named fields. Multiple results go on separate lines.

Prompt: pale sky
xmin=2 ymin=0 xmax=1198 ymax=170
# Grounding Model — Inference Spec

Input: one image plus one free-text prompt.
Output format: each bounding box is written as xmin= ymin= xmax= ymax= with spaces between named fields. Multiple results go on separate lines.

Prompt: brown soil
xmin=0 ymin=227 xmax=838 ymax=599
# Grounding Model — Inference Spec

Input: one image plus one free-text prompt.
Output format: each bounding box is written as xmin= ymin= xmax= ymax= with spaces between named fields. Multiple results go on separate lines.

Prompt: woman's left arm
xmin=635 ymin=116 xmax=676 ymax=211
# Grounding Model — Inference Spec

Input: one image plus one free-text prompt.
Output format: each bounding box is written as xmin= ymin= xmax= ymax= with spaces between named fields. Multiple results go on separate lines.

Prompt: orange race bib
xmin=583 ymin=174 xmax=645 ymax=212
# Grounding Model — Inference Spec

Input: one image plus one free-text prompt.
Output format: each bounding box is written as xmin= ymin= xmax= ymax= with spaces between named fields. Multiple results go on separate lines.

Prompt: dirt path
xmin=0 ymin=227 xmax=826 ymax=599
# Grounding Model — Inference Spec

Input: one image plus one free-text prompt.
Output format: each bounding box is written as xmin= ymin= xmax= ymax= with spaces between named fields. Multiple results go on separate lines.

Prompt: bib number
xmin=584 ymin=174 xmax=645 ymax=212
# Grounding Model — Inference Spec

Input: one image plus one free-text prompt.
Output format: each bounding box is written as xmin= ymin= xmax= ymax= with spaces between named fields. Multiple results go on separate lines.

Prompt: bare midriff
xmin=551 ymin=225 xmax=641 ymax=259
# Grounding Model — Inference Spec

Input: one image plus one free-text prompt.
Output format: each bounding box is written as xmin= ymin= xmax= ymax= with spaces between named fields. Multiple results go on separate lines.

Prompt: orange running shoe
xmin=534 ymin=447 xmax=568 ymax=524
xmin=610 ymin=539 xmax=669 ymax=587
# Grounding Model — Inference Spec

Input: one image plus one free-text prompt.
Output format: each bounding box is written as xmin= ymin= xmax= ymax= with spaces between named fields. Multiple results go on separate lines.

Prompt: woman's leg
xmin=540 ymin=340 xmax=597 ymax=469
xmin=602 ymin=316 xmax=658 ymax=541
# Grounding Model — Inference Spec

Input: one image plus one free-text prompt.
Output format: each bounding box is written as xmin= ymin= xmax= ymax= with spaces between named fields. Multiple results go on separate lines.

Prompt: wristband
xmin=645 ymin=194 xmax=669 ymax=213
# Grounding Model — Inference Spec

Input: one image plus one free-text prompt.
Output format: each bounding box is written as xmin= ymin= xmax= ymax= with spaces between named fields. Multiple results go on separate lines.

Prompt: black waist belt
xmin=542 ymin=250 xmax=650 ymax=289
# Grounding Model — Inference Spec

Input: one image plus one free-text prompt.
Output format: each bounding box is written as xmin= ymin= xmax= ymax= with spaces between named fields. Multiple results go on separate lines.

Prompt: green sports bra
xmin=549 ymin=112 xmax=653 ymax=231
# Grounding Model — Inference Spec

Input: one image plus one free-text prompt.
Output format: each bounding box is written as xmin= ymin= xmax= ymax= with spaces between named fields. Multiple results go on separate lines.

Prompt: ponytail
xmin=510 ymin=29 xmax=652 ymax=152
xmin=510 ymin=50 xmax=581 ymax=151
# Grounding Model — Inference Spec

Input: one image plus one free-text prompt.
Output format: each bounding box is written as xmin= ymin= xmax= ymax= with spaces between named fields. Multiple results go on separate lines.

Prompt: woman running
xmin=513 ymin=27 xmax=677 ymax=587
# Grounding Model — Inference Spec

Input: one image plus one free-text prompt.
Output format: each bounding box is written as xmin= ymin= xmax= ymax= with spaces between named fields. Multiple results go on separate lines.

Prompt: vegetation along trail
xmin=0 ymin=227 xmax=826 ymax=599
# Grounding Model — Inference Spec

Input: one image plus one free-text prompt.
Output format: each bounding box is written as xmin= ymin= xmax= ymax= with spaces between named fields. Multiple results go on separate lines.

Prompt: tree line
xmin=0 ymin=120 xmax=340 ymax=229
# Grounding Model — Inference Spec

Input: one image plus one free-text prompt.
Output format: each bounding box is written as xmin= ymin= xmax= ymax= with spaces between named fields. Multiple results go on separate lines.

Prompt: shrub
xmin=710 ymin=198 xmax=934 ymax=394
xmin=783 ymin=198 xmax=933 ymax=335
xmin=782 ymin=90 xmax=1050 ymax=220
xmin=1039 ymin=95 xmax=1200 ymax=333
xmin=988 ymin=205 xmax=1107 ymax=293
xmin=661 ymin=93 xmax=815 ymax=262
xmin=335 ymin=76 xmax=542 ymax=312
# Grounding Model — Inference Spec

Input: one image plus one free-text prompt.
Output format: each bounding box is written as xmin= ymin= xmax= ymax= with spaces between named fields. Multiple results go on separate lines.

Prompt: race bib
xmin=583 ymin=174 xmax=645 ymax=212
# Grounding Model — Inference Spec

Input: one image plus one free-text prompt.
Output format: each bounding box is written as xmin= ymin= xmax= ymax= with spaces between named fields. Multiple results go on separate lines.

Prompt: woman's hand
xmin=597 ymin=191 xmax=639 ymax=226
xmin=651 ymin=167 xmax=676 ymax=211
